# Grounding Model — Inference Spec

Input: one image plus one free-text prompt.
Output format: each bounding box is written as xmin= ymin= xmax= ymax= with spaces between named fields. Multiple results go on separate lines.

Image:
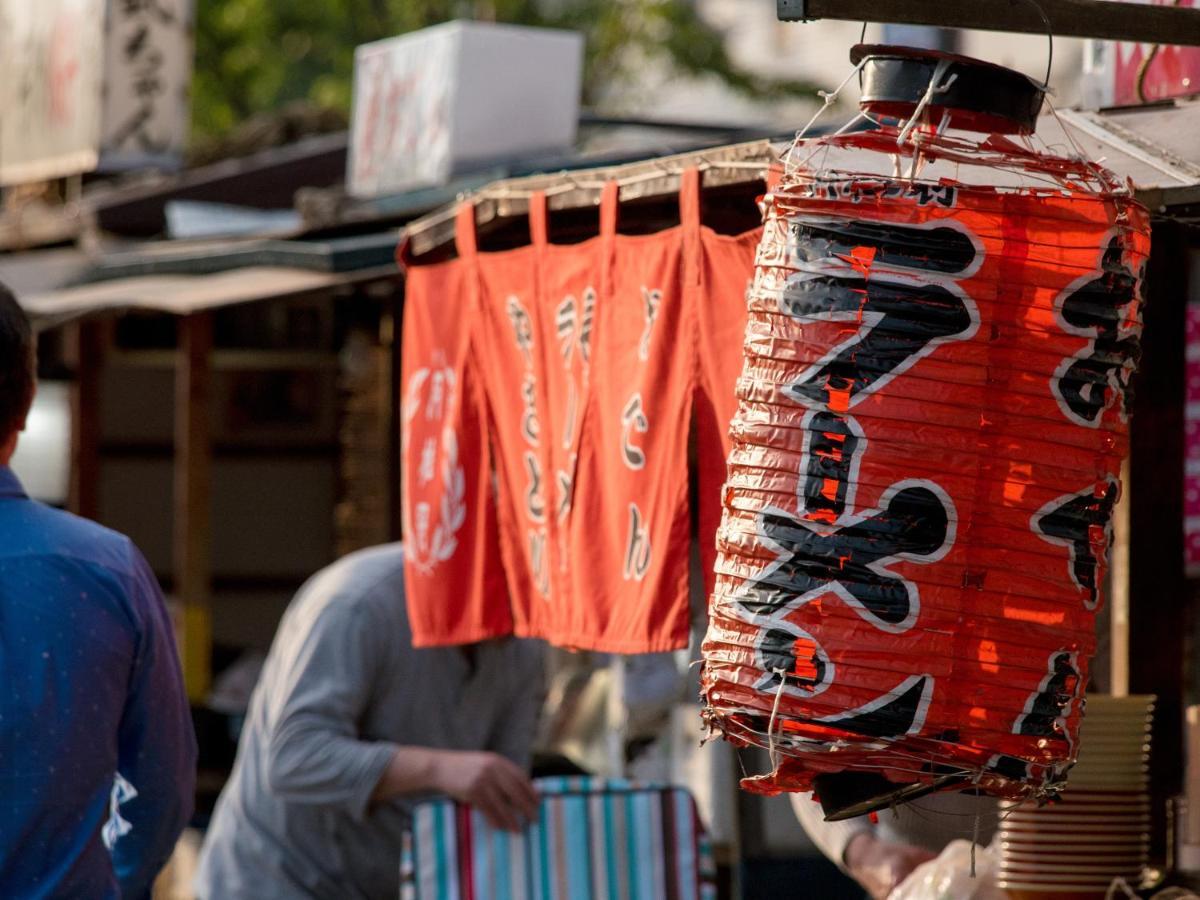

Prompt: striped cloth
xmin=400 ymin=777 xmax=717 ymax=900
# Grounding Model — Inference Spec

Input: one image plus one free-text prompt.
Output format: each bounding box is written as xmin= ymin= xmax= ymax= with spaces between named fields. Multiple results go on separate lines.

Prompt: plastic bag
xmin=887 ymin=840 xmax=1006 ymax=900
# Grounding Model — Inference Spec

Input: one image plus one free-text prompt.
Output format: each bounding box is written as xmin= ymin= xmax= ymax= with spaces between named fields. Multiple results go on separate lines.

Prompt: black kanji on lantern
xmin=1013 ymin=650 xmax=1081 ymax=743
xmin=816 ymin=674 xmax=933 ymax=738
xmin=1052 ymin=237 xmax=1142 ymax=427
xmin=1034 ymin=480 xmax=1119 ymax=610
xmin=757 ymin=624 xmax=829 ymax=692
xmin=781 ymin=218 xmax=978 ymax=410
xmin=740 ymin=485 xmax=950 ymax=629
xmin=799 ymin=411 xmax=862 ymax=520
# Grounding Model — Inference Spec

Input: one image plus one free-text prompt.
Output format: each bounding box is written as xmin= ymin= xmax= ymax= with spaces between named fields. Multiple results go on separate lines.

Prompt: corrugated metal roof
xmin=1040 ymin=99 xmax=1200 ymax=210
xmin=77 ymin=231 xmax=401 ymax=283
xmin=21 ymin=264 xmax=397 ymax=330
xmin=0 ymin=247 xmax=92 ymax=298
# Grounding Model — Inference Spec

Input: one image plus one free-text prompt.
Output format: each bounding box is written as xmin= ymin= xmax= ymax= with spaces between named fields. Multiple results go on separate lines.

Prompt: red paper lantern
xmin=701 ymin=45 xmax=1151 ymax=817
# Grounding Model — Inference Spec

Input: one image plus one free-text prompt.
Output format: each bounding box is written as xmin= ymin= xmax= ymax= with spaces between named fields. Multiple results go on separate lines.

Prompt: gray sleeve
xmin=264 ymin=593 xmax=398 ymax=821
xmin=487 ymin=642 xmax=546 ymax=768
xmin=790 ymin=791 xmax=873 ymax=872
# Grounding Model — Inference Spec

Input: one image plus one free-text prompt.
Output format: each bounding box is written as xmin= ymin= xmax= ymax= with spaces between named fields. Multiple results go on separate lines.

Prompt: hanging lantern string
xmin=895 ymin=58 xmax=958 ymax=150
xmin=789 ymin=59 xmax=870 ymax=155
xmin=971 ymin=802 xmax=979 ymax=878
xmin=765 ymin=668 xmax=789 ymax=774
xmin=1041 ymin=95 xmax=1121 ymax=194
xmin=782 ymin=131 xmax=1126 ymax=197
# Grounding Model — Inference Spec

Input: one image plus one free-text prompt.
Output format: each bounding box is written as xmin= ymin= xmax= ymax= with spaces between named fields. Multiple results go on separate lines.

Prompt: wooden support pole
xmin=1110 ymin=457 xmax=1131 ymax=698
xmin=777 ymin=0 xmax=1200 ymax=46
xmin=387 ymin=283 xmax=404 ymax=542
xmin=174 ymin=312 xmax=213 ymax=704
xmin=1128 ymin=220 xmax=1189 ymax=863
xmin=67 ymin=319 xmax=102 ymax=520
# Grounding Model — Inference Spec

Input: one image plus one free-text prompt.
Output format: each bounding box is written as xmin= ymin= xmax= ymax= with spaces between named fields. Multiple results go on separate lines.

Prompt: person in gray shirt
xmin=194 ymin=543 xmax=543 ymax=900
xmin=792 ymin=790 xmax=999 ymax=898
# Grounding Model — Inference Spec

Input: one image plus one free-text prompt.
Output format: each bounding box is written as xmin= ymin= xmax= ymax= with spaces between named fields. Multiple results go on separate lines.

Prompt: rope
xmin=970 ymin=799 xmax=979 ymax=878
xmin=789 ymin=58 xmax=870 ymax=163
xmin=765 ymin=668 xmax=789 ymax=773
xmin=895 ymin=59 xmax=958 ymax=149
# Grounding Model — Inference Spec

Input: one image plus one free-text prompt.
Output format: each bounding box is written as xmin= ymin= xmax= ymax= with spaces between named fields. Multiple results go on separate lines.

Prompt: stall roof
xmin=401 ymin=96 xmax=1200 ymax=259
xmin=21 ymin=263 xmax=398 ymax=331
xmin=0 ymin=247 xmax=93 ymax=298
xmin=86 ymin=131 xmax=349 ymax=237
xmin=297 ymin=120 xmax=785 ymax=236
xmin=77 ymin=230 xmax=400 ymax=283
xmin=402 ymin=138 xmax=778 ymax=259
xmin=13 ymin=225 xmax=402 ymax=330
xmin=1040 ymin=98 xmax=1200 ymax=212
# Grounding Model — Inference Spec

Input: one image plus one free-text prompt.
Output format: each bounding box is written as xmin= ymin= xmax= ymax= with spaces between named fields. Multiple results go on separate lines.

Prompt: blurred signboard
xmin=0 ymin=0 xmax=105 ymax=185
xmin=1083 ymin=0 xmax=1200 ymax=107
xmin=0 ymin=0 xmax=191 ymax=186
xmin=348 ymin=21 xmax=584 ymax=198
xmin=100 ymin=0 xmax=194 ymax=171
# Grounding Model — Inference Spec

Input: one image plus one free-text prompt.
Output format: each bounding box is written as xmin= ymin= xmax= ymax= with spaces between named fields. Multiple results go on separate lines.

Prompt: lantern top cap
xmin=850 ymin=44 xmax=1047 ymax=136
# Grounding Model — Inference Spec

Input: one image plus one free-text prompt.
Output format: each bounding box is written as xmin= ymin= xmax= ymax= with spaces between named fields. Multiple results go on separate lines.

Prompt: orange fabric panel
xmin=466 ymin=188 xmax=623 ymax=643
xmin=563 ymin=175 xmax=696 ymax=650
xmin=465 ymin=201 xmax=551 ymax=639
xmin=527 ymin=189 xmax=615 ymax=641
xmin=400 ymin=207 xmax=511 ymax=644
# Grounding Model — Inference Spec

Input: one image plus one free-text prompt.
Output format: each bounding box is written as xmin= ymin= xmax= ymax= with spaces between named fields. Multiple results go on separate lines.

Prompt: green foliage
xmin=191 ymin=0 xmax=815 ymax=144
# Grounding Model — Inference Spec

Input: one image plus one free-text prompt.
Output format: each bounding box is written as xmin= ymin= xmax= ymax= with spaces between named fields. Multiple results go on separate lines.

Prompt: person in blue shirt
xmin=0 ymin=286 xmax=197 ymax=899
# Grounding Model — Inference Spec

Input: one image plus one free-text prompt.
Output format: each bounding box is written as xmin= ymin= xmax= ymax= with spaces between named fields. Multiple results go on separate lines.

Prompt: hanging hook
xmin=1016 ymin=0 xmax=1055 ymax=89
xmin=895 ymin=58 xmax=957 ymax=148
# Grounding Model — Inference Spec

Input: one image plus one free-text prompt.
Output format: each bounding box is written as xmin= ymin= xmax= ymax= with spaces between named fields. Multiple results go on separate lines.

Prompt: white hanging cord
xmin=895 ymin=59 xmax=958 ymax=150
xmin=765 ymin=668 xmax=789 ymax=772
xmin=1041 ymin=95 xmax=1120 ymax=195
xmin=792 ymin=58 xmax=868 ymax=148
xmin=970 ymin=798 xmax=980 ymax=877
xmin=833 ymin=110 xmax=869 ymax=136
xmin=1043 ymin=95 xmax=1090 ymax=162
xmin=907 ymin=149 xmax=926 ymax=182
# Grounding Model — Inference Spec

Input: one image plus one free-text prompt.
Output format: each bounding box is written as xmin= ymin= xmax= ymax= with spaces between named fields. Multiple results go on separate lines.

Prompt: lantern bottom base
xmin=813 ymin=771 xmax=973 ymax=821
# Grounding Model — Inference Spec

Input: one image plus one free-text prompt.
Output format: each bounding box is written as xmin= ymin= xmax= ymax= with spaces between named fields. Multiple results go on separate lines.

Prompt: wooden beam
xmin=778 ymin=0 xmax=1200 ymax=46
xmin=67 ymin=319 xmax=103 ymax=520
xmin=174 ymin=312 xmax=213 ymax=704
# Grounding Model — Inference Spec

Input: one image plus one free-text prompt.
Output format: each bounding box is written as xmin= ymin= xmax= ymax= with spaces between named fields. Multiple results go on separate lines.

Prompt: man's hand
xmin=431 ymin=751 xmax=539 ymax=832
xmin=844 ymin=832 xmax=937 ymax=900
